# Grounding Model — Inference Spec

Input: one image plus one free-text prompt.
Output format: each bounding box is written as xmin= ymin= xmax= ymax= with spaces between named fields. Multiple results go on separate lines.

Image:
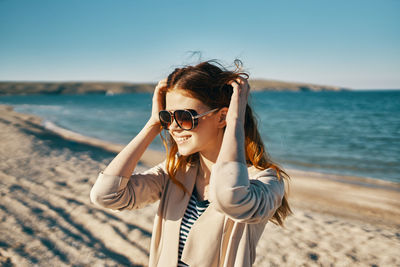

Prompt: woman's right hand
xmin=148 ymin=78 xmax=168 ymax=128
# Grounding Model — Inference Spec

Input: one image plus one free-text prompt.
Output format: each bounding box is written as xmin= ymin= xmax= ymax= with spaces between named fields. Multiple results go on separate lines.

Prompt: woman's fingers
xmin=226 ymin=76 xmax=250 ymax=122
xmin=229 ymin=77 xmax=250 ymax=98
xmin=155 ymin=79 xmax=168 ymax=97
xmin=154 ymin=78 xmax=168 ymax=94
xmin=150 ymin=78 xmax=168 ymax=124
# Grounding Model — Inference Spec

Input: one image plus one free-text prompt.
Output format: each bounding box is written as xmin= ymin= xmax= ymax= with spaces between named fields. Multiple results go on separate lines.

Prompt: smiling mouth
xmin=175 ymin=135 xmax=191 ymax=144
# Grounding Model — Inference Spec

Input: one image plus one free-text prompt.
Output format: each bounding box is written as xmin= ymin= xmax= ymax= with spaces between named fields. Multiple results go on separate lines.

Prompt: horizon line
xmin=1 ymin=79 xmax=400 ymax=91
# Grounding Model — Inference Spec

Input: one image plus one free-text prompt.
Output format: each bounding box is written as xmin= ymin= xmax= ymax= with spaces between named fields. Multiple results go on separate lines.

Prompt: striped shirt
xmin=177 ymin=189 xmax=210 ymax=267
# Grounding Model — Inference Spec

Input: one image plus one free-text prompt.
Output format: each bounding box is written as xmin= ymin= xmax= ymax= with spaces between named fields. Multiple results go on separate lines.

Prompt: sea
xmin=1 ymin=90 xmax=399 ymax=183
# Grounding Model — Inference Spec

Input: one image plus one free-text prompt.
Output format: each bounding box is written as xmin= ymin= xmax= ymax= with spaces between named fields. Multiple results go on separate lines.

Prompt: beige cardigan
xmin=90 ymin=160 xmax=285 ymax=267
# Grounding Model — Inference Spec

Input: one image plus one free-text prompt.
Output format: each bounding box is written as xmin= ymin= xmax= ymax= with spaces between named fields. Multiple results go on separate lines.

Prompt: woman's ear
xmin=217 ymin=107 xmax=228 ymax=128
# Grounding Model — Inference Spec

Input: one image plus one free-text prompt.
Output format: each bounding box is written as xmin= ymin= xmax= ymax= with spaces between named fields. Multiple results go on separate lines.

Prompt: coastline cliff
xmin=0 ymin=80 xmax=349 ymax=95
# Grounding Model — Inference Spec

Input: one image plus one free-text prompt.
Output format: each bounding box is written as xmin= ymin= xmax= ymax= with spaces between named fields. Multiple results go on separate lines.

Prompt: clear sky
xmin=1 ymin=0 xmax=399 ymax=89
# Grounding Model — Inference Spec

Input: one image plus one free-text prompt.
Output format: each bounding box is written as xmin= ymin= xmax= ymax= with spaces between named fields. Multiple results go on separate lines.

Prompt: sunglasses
xmin=159 ymin=108 xmax=219 ymax=130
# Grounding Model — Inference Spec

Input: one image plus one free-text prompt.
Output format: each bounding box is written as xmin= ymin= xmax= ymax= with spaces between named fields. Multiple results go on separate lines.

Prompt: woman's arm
xmin=210 ymin=78 xmax=284 ymax=223
xmin=209 ymin=161 xmax=284 ymax=223
xmin=102 ymin=120 xmax=161 ymax=178
xmin=102 ymin=78 xmax=167 ymax=178
xmin=216 ymin=77 xmax=248 ymax=165
xmin=90 ymin=79 xmax=168 ymax=210
xmin=90 ymin=160 xmax=167 ymax=210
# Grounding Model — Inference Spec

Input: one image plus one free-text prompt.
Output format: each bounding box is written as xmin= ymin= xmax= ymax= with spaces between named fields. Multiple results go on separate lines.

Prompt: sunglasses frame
xmin=159 ymin=108 xmax=219 ymax=130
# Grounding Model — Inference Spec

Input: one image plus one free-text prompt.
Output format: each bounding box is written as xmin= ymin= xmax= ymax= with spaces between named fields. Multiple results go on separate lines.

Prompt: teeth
xmin=176 ymin=136 xmax=191 ymax=142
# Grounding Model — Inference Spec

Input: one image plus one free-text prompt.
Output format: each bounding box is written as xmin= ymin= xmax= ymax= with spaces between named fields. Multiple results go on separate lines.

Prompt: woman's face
xmin=165 ymin=90 xmax=223 ymax=157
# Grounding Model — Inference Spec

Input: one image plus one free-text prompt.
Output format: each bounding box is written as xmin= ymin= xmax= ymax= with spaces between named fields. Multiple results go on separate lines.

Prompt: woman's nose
xmin=169 ymin=117 xmax=181 ymax=131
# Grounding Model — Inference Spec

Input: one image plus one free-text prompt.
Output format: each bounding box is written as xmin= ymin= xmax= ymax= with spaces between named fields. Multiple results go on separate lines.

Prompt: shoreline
xmin=5 ymin=103 xmax=397 ymax=189
xmin=2 ymin=101 xmax=398 ymax=186
xmin=1 ymin=102 xmax=399 ymax=225
xmin=43 ymin=118 xmax=400 ymax=192
xmin=40 ymin=119 xmax=165 ymax=168
xmin=1 ymin=103 xmax=399 ymax=266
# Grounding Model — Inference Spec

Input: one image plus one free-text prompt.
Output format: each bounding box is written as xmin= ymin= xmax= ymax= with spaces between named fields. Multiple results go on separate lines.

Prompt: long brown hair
xmin=159 ymin=59 xmax=292 ymax=226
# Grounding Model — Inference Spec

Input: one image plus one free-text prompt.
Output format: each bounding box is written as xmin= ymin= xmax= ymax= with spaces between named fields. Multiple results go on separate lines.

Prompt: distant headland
xmin=0 ymin=80 xmax=350 ymax=95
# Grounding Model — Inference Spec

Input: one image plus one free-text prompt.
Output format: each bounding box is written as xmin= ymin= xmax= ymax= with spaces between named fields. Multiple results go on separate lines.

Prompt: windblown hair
xmin=159 ymin=59 xmax=292 ymax=226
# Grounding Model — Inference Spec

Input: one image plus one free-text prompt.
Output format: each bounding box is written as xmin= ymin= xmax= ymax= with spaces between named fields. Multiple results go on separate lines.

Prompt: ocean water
xmin=1 ymin=90 xmax=399 ymax=183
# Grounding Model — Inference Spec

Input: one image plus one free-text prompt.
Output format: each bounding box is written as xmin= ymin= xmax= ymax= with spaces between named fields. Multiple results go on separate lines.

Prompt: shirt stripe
xmin=177 ymin=191 xmax=210 ymax=267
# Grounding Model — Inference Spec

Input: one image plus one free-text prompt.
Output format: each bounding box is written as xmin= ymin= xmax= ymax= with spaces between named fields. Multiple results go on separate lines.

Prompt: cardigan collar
xmin=156 ymin=160 xmax=198 ymax=266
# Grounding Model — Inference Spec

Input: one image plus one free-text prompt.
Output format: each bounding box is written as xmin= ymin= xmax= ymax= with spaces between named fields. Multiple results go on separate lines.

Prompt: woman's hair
xmin=160 ymin=59 xmax=292 ymax=226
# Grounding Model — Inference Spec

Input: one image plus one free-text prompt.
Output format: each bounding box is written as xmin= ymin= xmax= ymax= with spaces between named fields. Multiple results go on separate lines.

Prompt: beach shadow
xmin=307 ymin=252 xmax=319 ymax=261
xmin=0 ymin=210 xmax=40 ymax=264
xmin=40 ymin=201 xmax=134 ymax=265
xmin=20 ymin=122 xmax=117 ymax=162
xmin=14 ymin=243 xmax=39 ymax=264
xmin=9 ymin=184 xmax=28 ymax=194
xmin=0 ymin=117 xmax=11 ymax=125
xmin=39 ymin=237 xmax=69 ymax=264
xmin=14 ymin=197 xmax=139 ymax=266
xmin=96 ymin=209 xmax=152 ymax=238
xmin=65 ymin=196 xmax=152 ymax=237
xmin=112 ymin=225 xmax=150 ymax=257
xmin=0 ymin=241 xmax=8 ymax=248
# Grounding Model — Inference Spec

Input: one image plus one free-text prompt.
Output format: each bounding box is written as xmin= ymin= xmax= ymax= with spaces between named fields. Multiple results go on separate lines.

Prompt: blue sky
xmin=1 ymin=0 xmax=399 ymax=89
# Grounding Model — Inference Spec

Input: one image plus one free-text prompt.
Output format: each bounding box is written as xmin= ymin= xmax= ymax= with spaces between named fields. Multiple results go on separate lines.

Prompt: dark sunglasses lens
xmin=159 ymin=111 xmax=172 ymax=128
xmin=175 ymin=110 xmax=193 ymax=130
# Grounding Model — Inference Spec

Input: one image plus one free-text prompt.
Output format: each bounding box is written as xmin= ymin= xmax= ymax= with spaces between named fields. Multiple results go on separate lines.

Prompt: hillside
xmin=0 ymin=80 xmax=349 ymax=95
xmin=248 ymin=79 xmax=348 ymax=92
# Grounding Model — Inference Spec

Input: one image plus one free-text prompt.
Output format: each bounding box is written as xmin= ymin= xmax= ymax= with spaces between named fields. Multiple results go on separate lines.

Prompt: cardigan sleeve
xmin=209 ymin=161 xmax=285 ymax=224
xmin=90 ymin=160 xmax=168 ymax=211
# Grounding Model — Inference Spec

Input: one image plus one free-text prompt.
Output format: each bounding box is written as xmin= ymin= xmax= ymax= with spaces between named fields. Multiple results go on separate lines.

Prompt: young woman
xmin=90 ymin=60 xmax=291 ymax=267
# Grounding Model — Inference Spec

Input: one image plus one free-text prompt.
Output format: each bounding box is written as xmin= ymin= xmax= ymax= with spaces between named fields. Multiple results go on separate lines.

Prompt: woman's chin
xmin=177 ymin=145 xmax=196 ymax=157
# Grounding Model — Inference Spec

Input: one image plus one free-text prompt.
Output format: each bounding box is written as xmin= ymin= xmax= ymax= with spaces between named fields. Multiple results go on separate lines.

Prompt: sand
xmin=0 ymin=104 xmax=399 ymax=267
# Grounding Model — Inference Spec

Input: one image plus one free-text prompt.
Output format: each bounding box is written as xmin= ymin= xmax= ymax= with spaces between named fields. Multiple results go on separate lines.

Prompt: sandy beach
xmin=0 ymin=103 xmax=399 ymax=267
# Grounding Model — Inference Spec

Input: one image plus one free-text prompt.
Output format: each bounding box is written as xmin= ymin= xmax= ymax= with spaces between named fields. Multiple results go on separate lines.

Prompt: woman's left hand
xmin=226 ymin=76 xmax=251 ymax=125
